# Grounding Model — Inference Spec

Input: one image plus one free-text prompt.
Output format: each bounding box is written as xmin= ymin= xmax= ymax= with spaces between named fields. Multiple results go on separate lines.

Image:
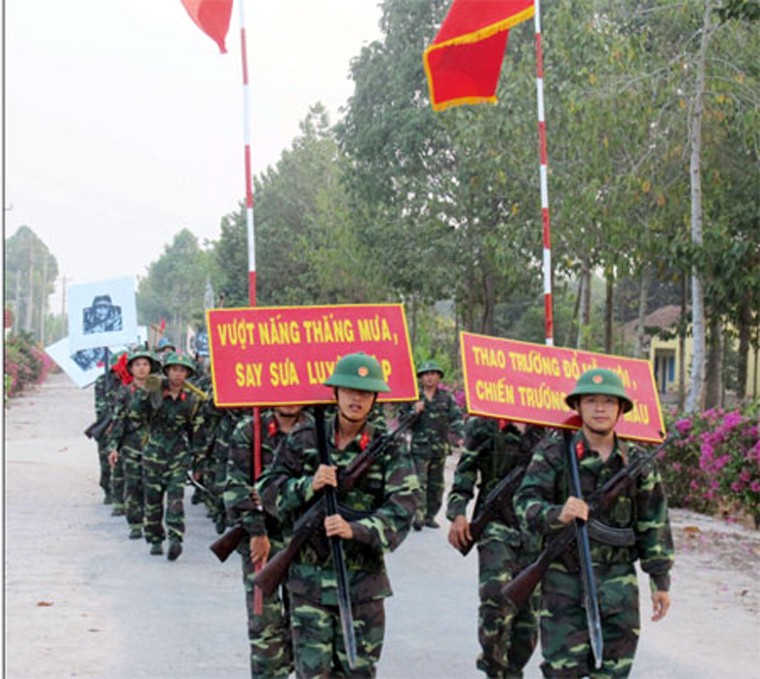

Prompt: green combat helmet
xmin=416 ymin=359 xmax=444 ymax=377
xmin=324 ymin=353 xmax=390 ymax=393
xmin=127 ymin=349 xmax=160 ymax=374
xmin=565 ymin=368 xmax=633 ymax=413
xmin=162 ymin=352 xmax=196 ymax=377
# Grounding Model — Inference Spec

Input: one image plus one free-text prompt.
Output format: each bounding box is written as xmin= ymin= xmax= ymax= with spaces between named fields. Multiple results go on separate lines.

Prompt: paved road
xmin=4 ymin=372 xmax=759 ymax=678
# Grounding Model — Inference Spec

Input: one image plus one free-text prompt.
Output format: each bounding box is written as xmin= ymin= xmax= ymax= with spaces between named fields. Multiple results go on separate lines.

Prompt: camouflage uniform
xmin=446 ymin=418 xmax=544 ymax=678
xmin=92 ymin=372 xmax=114 ymax=503
xmin=106 ymin=382 xmax=152 ymax=536
xmin=96 ymin=370 xmax=126 ymax=513
xmin=225 ymin=410 xmax=311 ymax=679
xmin=258 ymin=415 xmax=420 ymax=678
xmin=401 ymin=386 xmax=464 ymax=526
xmin=137 ymin=381 xmax=204 ymax=551
xmin=205 ymin=407 xmax=245 ymax=532
xmin=514 ymin=430 xmax=674 ymax=678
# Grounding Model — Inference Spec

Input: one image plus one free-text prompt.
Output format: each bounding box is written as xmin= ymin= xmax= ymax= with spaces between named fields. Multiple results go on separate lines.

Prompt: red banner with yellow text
xmin=208 ymin=304 xmax=417 ymax=407
xmin=460 ymin=332 xmax=665 ymax=443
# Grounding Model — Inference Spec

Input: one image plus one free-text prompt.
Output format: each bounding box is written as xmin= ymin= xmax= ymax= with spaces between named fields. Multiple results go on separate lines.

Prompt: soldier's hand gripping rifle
xmin=251 ymin=411 xmax=418 ymax=598
xmin=502 ymin=435 xmax=673 ymax=612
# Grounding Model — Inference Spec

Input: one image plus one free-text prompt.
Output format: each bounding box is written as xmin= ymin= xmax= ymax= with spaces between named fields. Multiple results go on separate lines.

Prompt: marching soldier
xmin=258 ymin=353 xmax=420 ymax=677
xmin=106 ymin=349 xmax=160 ymax=540
xmin=139 ymin=352 xmax=205 ymax=560
xmin=514 ymin=368 xmax=674 ymax=678
xmin=402 ymin=359 xmax=464 ymax=529
xmin=225 ymin=406 xmax=311 ymax=678
xmin=446 ymin=417 xmax=544 ymax=678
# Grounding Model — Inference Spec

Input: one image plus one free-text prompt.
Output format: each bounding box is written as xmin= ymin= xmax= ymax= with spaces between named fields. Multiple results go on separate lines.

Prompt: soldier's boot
xmin=149 ymin=542 xmax=163 ymax=556
xmin=129 ymin=526 xmax=142 ymax=540
xmin=424 ymin=517 xmax=440 ymax=529
xmin=111 ymin=505 xmax=125 ymax=517
xmin=103 ymin=492 xmax=112 ymax=505
xmin=167 ymin=541 xmax=182 ymax=561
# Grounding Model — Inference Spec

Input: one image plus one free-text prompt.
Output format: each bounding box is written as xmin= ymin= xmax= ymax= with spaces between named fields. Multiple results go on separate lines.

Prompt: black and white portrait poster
xmin=68 ymin=276 xmax=137 ymax=352
xmin=46 ymin=325 xmax=147 ymax=388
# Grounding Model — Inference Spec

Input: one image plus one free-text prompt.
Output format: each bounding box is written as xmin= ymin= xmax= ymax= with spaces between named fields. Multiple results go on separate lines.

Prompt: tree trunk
xmin=577 ymin=258 xmax=591 ymax=349
xmin=604 ymin=266 xmax=614 ymax=354
xmin=678 ymin=273 xmax=688 ymax=410
xmin=704 ymin=314 xmax=723 ymax=409
xmin=24 ymin=250 xmax=34 ymax=331
xmin=480 ymin=267 xmax=496 ymax=336
xmin=736 ymin=292 xmax=751 ymax=401
xmin=634 ymin=264 xmax=653 ymax=359
xmin=685 ymin=0 xmax=714 ymax=413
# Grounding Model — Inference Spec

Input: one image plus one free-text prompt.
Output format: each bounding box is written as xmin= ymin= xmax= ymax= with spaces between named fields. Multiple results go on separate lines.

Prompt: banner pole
xmin=237 ymin=0 xmax=263 ymax=615
xmin=534 ymin=0 xmax=554 ymax=346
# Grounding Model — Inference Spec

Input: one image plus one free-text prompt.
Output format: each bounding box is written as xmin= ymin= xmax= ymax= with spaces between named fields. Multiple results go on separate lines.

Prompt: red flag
xmin=424 ymin=0 xmax=534 ymax=111
xmin=181 ymin=0 xmax=233 ymax=53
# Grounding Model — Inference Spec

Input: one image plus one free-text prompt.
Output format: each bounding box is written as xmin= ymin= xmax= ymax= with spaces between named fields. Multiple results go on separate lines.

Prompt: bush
xmin=4 ymin=332 xmax=54 ymax=400
xmin=662 ymin=400 xmax=760 ymax=524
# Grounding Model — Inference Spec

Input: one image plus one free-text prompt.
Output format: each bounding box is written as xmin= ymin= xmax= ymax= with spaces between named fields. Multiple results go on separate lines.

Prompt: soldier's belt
xmin=587 ymin=519 xmax=636 ymax=547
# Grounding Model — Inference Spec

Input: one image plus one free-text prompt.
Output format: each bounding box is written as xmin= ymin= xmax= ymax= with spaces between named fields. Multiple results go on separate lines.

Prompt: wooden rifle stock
xmin=84 ymin=413 xmax=112 ymax=441
xmin=209 ymin=524 xmax=248 ymax=563
xmin=502 ymin=435 xmax=673 ymax=609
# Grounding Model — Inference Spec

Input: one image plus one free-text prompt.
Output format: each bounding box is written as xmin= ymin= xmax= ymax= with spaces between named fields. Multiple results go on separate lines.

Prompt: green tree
xmin=4 ymin=225 xmax=58 ymax=343
xmin=137 ymin=228 xmax=211 ymax=348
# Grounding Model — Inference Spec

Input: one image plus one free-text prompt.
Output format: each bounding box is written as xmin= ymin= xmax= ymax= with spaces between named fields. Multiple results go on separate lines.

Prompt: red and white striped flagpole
xmin=534 ymin=0 xmax=554 ymax=347
xmin=237 ymin=0 xmax=264 ymax=614
xmin=239 ymin=0 xmax=256 ymax=307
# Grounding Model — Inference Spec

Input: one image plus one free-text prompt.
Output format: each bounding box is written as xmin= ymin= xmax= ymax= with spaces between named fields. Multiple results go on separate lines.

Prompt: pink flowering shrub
xmin=4 ymin=332 xmax=53 ymax=400
xmin=663 ymin=401 xmax=760 ymax=523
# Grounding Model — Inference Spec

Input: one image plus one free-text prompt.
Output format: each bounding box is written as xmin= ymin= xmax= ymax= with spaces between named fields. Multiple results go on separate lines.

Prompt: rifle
xmin=457 ymin=462 xmax=527 ymax=556
xmin=315 ymin=404 xmax=358 ymax=668
xmin=251 ymin=411 xmax=418 ymax=599
xmin=502 ymin=435 xmax=673 ymax=612
xmin=84 ymin=413 xmax=113 ymax=441
xmin=567 ymin=438 xmax=603 ymax=669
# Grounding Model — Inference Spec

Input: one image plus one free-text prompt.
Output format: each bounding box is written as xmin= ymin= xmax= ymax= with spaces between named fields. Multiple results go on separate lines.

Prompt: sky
xmin=5 ymin=1 xmax=384 ymax=309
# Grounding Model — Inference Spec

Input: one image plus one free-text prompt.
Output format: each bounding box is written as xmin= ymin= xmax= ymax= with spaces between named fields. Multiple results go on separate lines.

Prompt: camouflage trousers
xmin=476 ymin=532 xmax=538 ymax=678
xmin=412 ymin=452 xmax=446 ymax=523
xmin=122 ymin=446 xmax=144 ymax=530
xmin=142 ymin=453 xmax=190 ymax=545
xmin=539 ymin=562 xmax=640 ymax=678
xmin=239 ymin=541 xmax=293 ymax=678
xmin=110 ymin=453 xmax=126 ymax=512
xmin=96 ymin=441 xmax=111 ymax=499
xmin=290 ymin=594 xmax=385 ymax=678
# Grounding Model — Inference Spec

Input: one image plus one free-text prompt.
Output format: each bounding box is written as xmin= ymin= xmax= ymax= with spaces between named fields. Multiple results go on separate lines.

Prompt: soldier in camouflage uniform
xmin=401 ymin=359 xmax=464 ymax=529
xmin=138 ymin=352 xmax=205 ymax=560
xmin=205 ymin=406 xmax=246 ymax=533
xmin=514 ymin=369 xmax=674 ymax=678
xmin=104 ymin=352 xmax=130 ymax=515
xmin=106 ymin=350 xmax=160 ymax=540
xmin=258 ymin=353 xmax=420 ymax=678
xmin=225 ymin=406 xmax=311 ymax=678
xmin=92 ymin=364 xmax=121 ymax=504
xmin=447 ymin=417 xmax=545 ymax=678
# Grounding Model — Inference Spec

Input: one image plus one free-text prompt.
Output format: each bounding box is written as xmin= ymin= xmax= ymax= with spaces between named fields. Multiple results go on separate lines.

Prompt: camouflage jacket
xmin=257 ymin=415 xmax=420 ymax=605
xmin=135 ymin=384 xmax=205 ymax=464
xmin=400 ymin=386 xmax=464 ymax=458
xmin=514 ymin=429 xmax=674 ymax=591
xmin=224 ymin=409 xmax=312 ymax=540
xmin=446 ymin=418 xmax=544 ymax=534
xmin=105 ymin=382 xmax=152 ymax=453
